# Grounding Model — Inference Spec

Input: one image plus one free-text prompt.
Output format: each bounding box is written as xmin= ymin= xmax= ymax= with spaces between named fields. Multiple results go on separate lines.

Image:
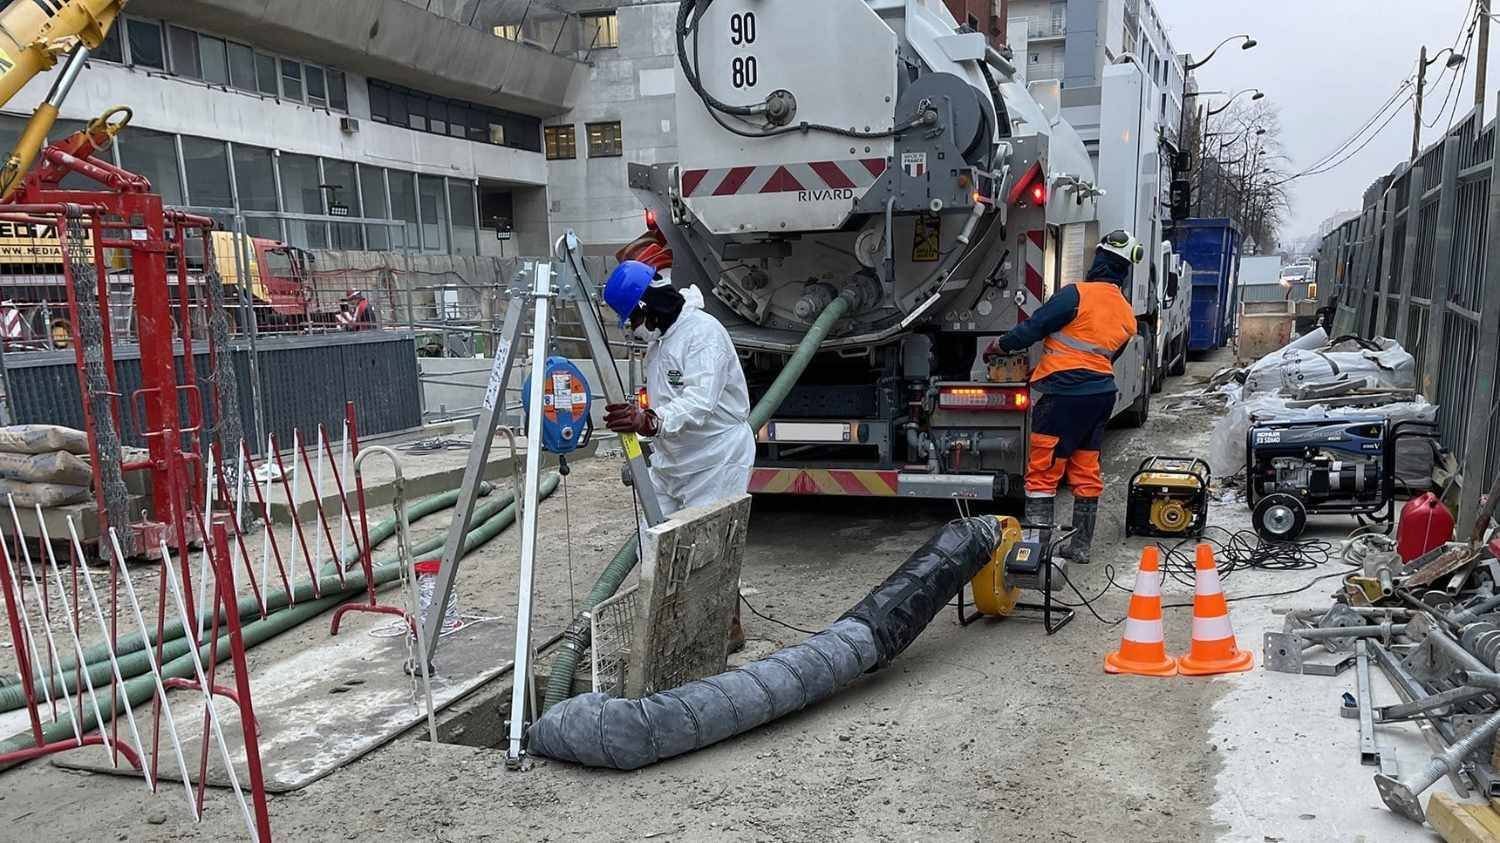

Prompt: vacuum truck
xmin=625 ymin=0 xmax=1174 ymax=501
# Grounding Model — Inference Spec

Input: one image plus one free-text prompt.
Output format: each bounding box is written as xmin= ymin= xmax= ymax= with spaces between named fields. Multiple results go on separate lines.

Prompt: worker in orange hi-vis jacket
xmin=984 ymin=230 xmax=1142 ymax=563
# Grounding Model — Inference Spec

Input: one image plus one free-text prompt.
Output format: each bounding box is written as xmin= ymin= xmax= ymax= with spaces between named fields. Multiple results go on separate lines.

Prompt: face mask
xmin=632 ymin=324 xmax=660 ymax=344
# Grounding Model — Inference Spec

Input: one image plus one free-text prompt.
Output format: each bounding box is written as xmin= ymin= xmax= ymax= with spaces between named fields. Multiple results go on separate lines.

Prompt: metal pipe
xmin=1375 ymin=707 xmax=1500 ymax=822
xmin=1287 ymin=622 xmax=1407 ymax=642
xmin=1457 ymin=670 xmax=1500 ymax=690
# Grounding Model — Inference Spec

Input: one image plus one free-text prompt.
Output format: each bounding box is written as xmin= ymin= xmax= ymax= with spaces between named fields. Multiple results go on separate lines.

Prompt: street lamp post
xmin=1413 ymin=46 xmax=1467 ymax=160
xmin=1185 ymin=35 xmax=1257 ymax=72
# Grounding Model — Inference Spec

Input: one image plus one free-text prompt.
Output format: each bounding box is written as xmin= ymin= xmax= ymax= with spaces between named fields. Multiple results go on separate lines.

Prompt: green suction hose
xmin=0 ymin=474 xmax=557 ymax=766
xmin=541 ymin=291 xmax=854 ymax=711
xmin=3 ymin=484 xmax=489 ymax=697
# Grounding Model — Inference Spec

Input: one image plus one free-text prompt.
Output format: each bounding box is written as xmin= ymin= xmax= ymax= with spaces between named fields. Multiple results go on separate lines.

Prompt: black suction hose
xmin=527 ymin=517 xmax=1001 ymax=769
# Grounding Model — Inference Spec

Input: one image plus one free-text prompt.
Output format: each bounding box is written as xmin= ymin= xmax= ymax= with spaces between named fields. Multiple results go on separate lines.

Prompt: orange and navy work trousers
xmin=1025 ymin=390 xmax=1116 ymax=499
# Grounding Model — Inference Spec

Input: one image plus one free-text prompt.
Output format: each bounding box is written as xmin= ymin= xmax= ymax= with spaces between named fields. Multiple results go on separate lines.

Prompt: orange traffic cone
xmin=1104 ymin=546 xmax=1177 ymax=677
xmin=1178 ymin=544 xmax=1254 ymax=676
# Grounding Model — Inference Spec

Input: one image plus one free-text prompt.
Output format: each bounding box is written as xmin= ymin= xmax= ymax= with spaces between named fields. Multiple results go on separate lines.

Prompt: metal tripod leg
xmin=422 ymin=273 xmax=529 ymax=664
xmin=555 ymin=231 xmax=665 ymax=526
xmin=506 ymin=262 xmax=554 ymax=767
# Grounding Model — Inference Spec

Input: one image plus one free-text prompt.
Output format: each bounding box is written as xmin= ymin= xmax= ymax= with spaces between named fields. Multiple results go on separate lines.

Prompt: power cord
xmin=739 ymin=592 xmax=819 ymax=636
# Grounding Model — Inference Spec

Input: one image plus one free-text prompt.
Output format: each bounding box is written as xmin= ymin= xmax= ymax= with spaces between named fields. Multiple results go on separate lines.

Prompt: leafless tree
xmin=1189 ymin=100 xmax=1292 ymax=253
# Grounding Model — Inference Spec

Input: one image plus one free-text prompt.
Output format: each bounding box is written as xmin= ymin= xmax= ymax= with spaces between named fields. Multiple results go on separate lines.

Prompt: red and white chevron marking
xmin=0 ymin=307 xmax=23 ymax=340
xmin=1017 ymin=230 xmax=1046 ymax=317
xmin=680 ymin=158 xmax=888 ymax=198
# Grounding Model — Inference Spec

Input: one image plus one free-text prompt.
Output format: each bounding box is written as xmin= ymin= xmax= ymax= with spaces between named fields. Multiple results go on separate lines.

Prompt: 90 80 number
xmin=729 ymin=12 xmax=757 ymax=89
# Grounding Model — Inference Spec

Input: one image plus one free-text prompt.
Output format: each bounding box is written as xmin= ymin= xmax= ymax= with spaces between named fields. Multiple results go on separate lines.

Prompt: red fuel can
xmin=1397 ymin=493 xmax=1455 ymax=562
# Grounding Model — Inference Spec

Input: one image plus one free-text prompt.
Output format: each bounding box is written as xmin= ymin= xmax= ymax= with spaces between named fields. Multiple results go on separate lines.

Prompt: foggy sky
xmin=1152 ymin=0 xmax=1497 ymax=244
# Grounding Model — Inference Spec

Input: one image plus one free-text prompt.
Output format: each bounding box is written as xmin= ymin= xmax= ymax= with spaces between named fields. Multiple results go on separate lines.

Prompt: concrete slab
xmin=51 ymin=620 xmax=514 ymax=793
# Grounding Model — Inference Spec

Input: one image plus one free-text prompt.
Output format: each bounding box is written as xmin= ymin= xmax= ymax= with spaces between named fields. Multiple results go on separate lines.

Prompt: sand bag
xmin=0 ymin=450 xmax=92 ymax=486
xmin=0 ymin=425 xmax=89 ymax=455
xmin=0 ymin=478 xmax=90 ymax=508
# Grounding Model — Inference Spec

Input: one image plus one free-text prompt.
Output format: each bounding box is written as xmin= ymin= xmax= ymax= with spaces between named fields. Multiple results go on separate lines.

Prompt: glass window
xmin=544 ymin=125 xmax=576 ymax=160
xmin=449 ymin=181 xmax=477 ymax=256
xmin=128 ymin=19 xmax=165 ymax=70
xmin=244 ymin=217 xmax=282 ymax=241
xmin=305 ymin=64 xmax=327 ymax=107
xmin=227 ymin=43 xmax=256 ymax=93
xmin=487 ymin=121 xmax=505 ymax=146
xmin=587 ymin=121 xmax=623 ymax=157
xmin=232 ymin=144 xmax=277 ymax=211
xmin=447 ymin=105 xmax=469 ymax=138
xmin=428 ymin=100 xmax=447 ymax=136
xmin=419 ymin=176 xmax=449 ymax=252
xmin=255 ymin=52 xmax=278 ymax=95
xmin=323 ymin=159 xmax=360 ymax=247
xmin=328 ymin=70 xmax=348 ymax=112
xmin=94 ymin=22 xmax=124 ymax=64
xmin=492 ymin=24 xmax=521 ymax=40
xmin=360 ymin=166 xmax=391 ymax=250
xmin=407 ymin=95 xmax=427 ymax=131
xmin=388 ymin=171 xmax=419 ymax=251
xmin=182 ymin=137 xmax=233 ymax=208
xmin=279 ymin=153 xmax=323 ymax=248
xmin=582 ymin=13 xmax=619 ymax=50
xmin=168 ymin=25 xmax=200 ymax=78
xmin=118 ymin=129 xmax=183 ymax=206
xmin=280 ymin=59 xmax=303 ymax=101
xmin=199 ymin=35 xmax=228 ymax=85
xmin=369 ymin=83 xmax=388 ymax=123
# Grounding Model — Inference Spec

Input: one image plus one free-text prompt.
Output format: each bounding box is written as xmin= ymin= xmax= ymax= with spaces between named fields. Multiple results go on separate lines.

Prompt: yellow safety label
xmin=622 ymin=433 xmax=642 ymax=460
xmin=912 ymin=212 xmax=941 ymax=262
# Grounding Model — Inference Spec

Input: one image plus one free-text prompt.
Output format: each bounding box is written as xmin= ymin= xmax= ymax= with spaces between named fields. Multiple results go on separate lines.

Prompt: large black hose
xmin=528 ymin=517 xmax=1001 ymax=769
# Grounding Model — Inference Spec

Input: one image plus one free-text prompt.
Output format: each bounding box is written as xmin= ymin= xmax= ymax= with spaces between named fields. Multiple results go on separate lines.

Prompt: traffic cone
xmin=1104 ymin=546 xmax=1177 ymax=677
xmin=1178 ymin=544 xmax=1254 ymax=676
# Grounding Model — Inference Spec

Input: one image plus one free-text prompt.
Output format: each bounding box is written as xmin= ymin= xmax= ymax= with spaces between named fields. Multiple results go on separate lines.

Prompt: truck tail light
xmin=938 ymin=386 xmax=1030 ymax=412
xmin=1006 ymin=160 xmax=1047 ymax=208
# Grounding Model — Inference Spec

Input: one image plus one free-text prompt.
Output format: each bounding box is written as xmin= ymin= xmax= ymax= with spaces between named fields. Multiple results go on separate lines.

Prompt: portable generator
xmin=1245 ymin=417 xmax=1437 ymax=541
xmin=1125 ymin=457 xmax=1211 ymax=538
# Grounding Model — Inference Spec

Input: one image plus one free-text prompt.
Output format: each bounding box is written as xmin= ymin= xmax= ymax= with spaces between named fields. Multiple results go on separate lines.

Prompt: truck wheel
xmin=1120 ymin=328 xmax=1153 ymax=428
xmin=1169 ymin=336 xmax=1187 ymax=376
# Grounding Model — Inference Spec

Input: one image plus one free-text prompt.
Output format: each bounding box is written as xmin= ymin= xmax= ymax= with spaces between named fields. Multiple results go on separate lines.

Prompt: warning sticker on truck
xmin=912 ymin=213 xmax=941 ymax=262
xmin=901 ymin=152 xmax=928 ymax=178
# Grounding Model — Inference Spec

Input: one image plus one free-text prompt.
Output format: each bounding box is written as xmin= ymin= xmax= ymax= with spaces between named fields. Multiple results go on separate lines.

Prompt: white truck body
xmin=626 ymin=0 xmax=1177 ymax=499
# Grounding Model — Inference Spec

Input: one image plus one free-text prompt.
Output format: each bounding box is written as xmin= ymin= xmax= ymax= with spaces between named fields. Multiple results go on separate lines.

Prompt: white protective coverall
xmin=642 ymin=285 xmax=756 ymax=515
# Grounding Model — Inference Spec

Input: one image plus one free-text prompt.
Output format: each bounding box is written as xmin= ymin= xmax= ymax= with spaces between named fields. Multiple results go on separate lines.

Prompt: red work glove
xmin=604 ymin=402 xmax=660 ymax=436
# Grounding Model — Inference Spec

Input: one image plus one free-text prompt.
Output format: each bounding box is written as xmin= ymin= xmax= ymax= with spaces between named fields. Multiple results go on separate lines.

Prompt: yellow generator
xmin=1125 ymin=457 xmax=1210 ymax=538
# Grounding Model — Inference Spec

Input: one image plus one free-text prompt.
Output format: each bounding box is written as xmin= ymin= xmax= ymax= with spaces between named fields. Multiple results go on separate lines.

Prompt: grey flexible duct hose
xmin=528 ymin=516 xmax=1000 ymax=769
xmin=0 ymin=475 xmax=558 ymax=765
xmin=540 ymin=292 xmax=855 ymax=712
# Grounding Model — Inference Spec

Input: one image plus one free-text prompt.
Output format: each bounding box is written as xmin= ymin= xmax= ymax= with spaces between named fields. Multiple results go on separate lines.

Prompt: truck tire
xmin=1119 ymin=327 xmax=1153 ymax=428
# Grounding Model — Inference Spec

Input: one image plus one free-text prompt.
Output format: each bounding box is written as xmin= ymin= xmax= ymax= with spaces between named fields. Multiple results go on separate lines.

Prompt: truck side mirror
xmin=1166 ymin=272 xmax=1180 ymax=302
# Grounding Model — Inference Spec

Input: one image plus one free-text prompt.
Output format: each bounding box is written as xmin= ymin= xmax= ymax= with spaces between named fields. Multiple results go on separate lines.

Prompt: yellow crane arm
xmin=0 ymin=0 xmax=126 ymax=199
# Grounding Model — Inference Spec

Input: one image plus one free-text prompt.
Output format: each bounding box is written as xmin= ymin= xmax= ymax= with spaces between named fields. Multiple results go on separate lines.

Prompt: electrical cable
xmin=738 ymin=593 xmax=819 ymax=636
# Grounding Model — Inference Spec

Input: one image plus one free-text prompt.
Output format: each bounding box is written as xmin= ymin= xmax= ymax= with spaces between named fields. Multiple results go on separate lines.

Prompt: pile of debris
xmin=1265 ymin=487 xmax=1500 ymax=828
xmin=1206 ymin=330 xmax=1439 ymax=489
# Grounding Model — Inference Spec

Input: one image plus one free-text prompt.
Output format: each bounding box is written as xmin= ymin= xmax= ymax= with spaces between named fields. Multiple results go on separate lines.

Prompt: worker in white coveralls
xmin=602 ymin=258 xmax=754 ymax=649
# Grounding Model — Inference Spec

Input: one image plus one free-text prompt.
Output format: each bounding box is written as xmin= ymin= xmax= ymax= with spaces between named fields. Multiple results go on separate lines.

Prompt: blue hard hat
xmin=603 ymin=260 xmax=656 ymax=328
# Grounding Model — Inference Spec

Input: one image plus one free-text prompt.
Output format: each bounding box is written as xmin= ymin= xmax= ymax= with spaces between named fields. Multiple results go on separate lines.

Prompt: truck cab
xmin=210 ymin=230 xmax=318 ymax=323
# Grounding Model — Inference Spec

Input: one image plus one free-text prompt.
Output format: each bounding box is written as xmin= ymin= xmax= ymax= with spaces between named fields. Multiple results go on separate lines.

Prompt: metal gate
xmin=1319 ymin=109 xmax=1500 ymax=526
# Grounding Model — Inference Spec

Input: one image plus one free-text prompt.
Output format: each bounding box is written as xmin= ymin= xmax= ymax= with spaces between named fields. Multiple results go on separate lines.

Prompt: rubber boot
xmin=1024 ymin=495 xmax=1055 ymax=527
xmin=1064 ymin=496 xmax=1100 ymax=564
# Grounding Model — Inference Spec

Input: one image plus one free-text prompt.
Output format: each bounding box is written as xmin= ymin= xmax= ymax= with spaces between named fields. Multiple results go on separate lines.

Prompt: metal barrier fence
xmin=1319 ymin=108 xmax=1500 ymax=527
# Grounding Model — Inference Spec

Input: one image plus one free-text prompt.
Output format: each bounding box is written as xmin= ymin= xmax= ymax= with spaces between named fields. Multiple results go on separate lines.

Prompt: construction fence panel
xmin=1318 ymin=108 xmax=1498 ymax=523
xmin=2 ymin=332 xmax=421 ymax=454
